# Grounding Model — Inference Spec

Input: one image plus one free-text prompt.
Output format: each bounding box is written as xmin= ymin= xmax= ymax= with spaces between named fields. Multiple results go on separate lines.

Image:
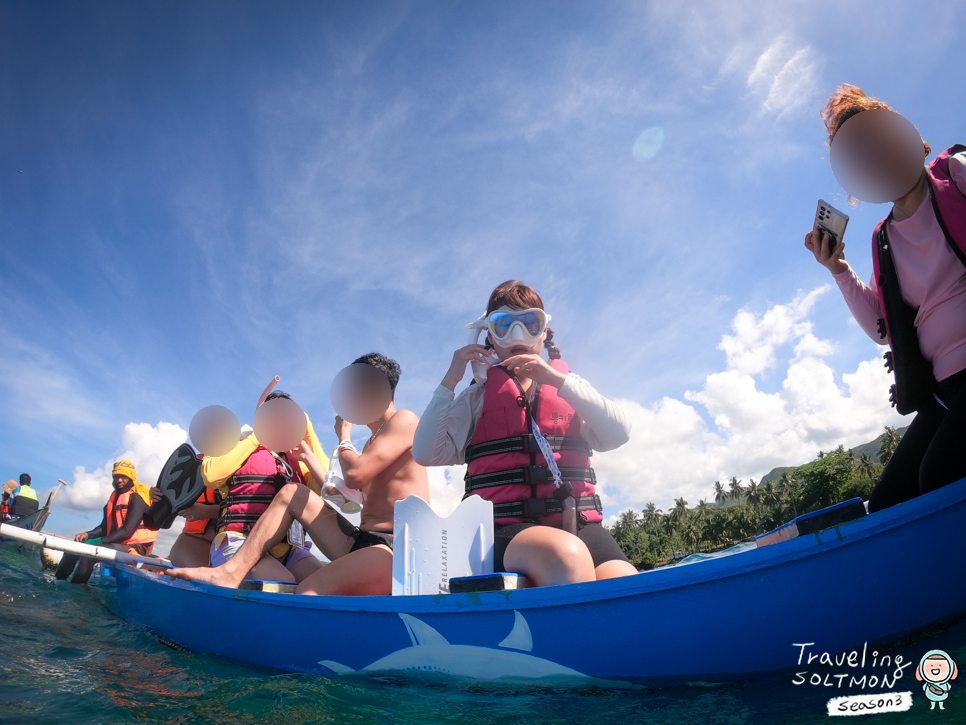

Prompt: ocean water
xmin=2 ymin=544 xmax=965 ymax=725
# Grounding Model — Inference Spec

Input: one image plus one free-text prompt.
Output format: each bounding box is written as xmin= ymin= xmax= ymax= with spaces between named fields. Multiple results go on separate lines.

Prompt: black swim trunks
xmin=493 ymin=521 xmax=631 ymax=572
xmin=336 ymin=514 xmax=394 ymax=552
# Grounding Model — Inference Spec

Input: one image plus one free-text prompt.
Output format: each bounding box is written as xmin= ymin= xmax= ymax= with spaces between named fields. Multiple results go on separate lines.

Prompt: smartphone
xmin=813 ymin=199 xmax=849 ymax=253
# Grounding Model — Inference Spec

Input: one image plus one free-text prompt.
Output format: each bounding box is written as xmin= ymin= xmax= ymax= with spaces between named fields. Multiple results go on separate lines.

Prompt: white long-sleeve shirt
xmin=412 ymin=372 xmax=632 ymax=467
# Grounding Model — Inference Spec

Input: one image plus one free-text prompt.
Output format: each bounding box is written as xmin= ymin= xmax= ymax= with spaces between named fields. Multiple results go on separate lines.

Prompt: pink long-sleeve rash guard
xmin=834 ymin=152 xmax=966 ymax=383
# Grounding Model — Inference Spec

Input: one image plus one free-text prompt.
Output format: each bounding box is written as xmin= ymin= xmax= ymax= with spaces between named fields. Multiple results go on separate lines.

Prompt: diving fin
xmin=142 ymin=443 xmax=206 ymax=530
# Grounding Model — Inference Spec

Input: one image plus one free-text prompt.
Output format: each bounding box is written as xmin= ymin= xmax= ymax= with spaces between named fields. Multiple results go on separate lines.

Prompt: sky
xmin=2 ymin=1 xmax=964 ymax=555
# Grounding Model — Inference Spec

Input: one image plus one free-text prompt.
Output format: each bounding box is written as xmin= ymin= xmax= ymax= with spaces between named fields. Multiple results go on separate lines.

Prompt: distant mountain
xmin=759 ymin=426 xmax=909 ymax=486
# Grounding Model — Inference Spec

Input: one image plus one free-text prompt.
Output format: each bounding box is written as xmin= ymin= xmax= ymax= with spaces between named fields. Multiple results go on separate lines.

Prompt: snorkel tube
xmin=466 ymin=315 xmax=500 ymax=384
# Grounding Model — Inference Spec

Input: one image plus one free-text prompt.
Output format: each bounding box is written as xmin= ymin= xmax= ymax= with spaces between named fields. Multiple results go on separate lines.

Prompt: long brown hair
xmin=485 ymin=280 xmax=561 ymax=359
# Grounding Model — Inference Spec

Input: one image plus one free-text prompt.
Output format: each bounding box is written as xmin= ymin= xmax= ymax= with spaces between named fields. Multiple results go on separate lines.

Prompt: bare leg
xmin=245 ymin=554 xmax=296 ymax=583
xmin=594 ymin=560 xmax=638 ymax=580
xmin=288 ymin=555 xmax=325 ymax=583
xmin=295 ymin=545 xmax=392 ymax=596
xmin=169 ymin=484 xmax=350 ymax=587
xmin=503 ymin=527 xmax=596 ymax=587
xmin=168 ymin=533 xmax=213 ymax=568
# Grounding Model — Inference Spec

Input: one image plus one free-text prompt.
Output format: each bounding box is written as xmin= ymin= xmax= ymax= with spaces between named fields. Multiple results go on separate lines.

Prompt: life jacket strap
xmin=491 ymin=494 xmax=602 ymax=521
xmin=227 ymin=474 xmax=284 ymax=489
xmin=464 ymin=465 xmax=596 ymax=492
xmin=465 ymin=434 xmax=591 ymax=463
xmin=220 ymin=493 xmax=276 ymax=508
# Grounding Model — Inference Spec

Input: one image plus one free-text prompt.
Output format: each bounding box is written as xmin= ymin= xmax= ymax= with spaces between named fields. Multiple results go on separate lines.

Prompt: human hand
xmin=441 ymin=344 xmax=491 ymax=391
xmin=804 ymin=229 xmax=848 ymax=275
xmin=75 ymin=532 xmax=89 ymax=543
xmin=501 ymin=354 xmax=567 ymax=388
xmin=287 ymin=440 xmax=316 ymax=465
xmin=178 ymin=502 xmax=207 ymax=521
xmin=334 ymin=416 xmax=352 ymax=442
xmin=149 ymin=487 xmax=163 ymax=502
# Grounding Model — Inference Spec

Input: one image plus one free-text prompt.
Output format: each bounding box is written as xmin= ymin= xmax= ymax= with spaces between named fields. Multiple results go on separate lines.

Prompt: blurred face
xmin=330 ymin=364 xmax=393 ymax=425
xmin=829 ymin=109 xmax=924 ymax=203
xmin=112 ymin=474 xmax=132 ymax=491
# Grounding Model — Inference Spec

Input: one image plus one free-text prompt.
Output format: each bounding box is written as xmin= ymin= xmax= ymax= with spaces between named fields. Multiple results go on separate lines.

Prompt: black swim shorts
xmin=493 ymin=521 xmax=631 ymax=572
xmin=336 ymin=514 xmax=394 ymax=552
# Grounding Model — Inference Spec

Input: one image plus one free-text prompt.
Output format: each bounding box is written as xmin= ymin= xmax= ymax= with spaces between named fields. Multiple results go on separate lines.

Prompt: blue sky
xmin=2 ymin=1 xmax=964 ymax=546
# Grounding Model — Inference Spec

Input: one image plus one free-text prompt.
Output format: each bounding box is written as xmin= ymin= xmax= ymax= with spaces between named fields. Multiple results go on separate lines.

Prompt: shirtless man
xmin=169 ymin=353 xmax=429 ymax=595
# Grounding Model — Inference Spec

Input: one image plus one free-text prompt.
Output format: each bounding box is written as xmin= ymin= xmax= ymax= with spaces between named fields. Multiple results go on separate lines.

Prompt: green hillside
xmin=609 ymin=425 xmax=907 ymax=570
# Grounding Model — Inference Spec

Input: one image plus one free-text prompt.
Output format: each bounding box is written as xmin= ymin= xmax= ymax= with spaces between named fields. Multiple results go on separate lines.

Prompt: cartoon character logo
xmin=916 ymin=649 xmax=958 ymax=710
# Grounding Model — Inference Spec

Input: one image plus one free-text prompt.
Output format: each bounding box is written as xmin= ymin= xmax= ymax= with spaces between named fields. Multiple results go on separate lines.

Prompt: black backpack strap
xmin=876 ymin=220 xmax=937 ymax=414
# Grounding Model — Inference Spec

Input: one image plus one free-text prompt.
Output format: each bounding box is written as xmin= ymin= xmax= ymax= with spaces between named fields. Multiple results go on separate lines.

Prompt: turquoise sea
xmin=2 ymin=544 xmax=964 ymax=725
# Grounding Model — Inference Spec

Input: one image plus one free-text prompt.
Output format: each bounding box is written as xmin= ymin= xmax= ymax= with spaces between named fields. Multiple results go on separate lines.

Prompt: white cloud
xmin=592 ymin=287 xmax=908 ymax=512
xmin=60 ymin=421 xmax=188 ymax=511
xmin=426 ymin=464 xmax=468 ymax=518
xmin=747 ymin=36 xmax=819 ymax=117
xmin=719 ymin=286 xmax=828 ymax=375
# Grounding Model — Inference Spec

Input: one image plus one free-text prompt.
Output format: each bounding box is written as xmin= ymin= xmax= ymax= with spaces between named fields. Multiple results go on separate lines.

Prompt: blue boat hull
xmin=111 ymin=477 xmax=966 ymax=683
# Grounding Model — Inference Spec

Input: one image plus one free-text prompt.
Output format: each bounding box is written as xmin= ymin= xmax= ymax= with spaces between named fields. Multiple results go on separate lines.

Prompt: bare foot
xmin=167 ymin=564 xmax=244 ymax=589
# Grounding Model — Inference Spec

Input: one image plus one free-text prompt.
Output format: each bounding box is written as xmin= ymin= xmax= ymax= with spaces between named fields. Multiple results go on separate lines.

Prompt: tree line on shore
xmin=607 ymin=426 xmax=904 ymax=570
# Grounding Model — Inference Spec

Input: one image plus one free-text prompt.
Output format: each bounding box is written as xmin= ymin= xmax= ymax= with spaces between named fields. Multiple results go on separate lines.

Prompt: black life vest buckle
xmin=524 ymin=465 xmax=551 ymax=485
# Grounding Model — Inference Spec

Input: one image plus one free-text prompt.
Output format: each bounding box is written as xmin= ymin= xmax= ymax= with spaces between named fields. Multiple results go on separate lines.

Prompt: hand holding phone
xmin=806 ymin=200 xmax=849 ymax=275
xmin=813 ymin=199 xmax=849 ymax=254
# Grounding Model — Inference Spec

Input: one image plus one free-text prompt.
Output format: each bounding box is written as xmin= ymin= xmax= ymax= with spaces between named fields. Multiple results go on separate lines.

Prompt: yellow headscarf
xmin=112 ymin=460 xmax=151 ymax=505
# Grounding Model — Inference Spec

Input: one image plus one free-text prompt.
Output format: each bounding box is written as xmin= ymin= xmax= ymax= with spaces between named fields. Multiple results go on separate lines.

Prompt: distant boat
xmin=1 ymin=479 xmax=67 ymax=543
xmin=102 ymin=475 xmax=966 ymax=684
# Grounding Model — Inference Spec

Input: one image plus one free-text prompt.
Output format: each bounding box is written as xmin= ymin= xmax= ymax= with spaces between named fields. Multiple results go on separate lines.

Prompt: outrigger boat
xmin=4 ymin=476 xmax=966 ymax=684
xmin=0 ymin=479 xmax=68 ymax=542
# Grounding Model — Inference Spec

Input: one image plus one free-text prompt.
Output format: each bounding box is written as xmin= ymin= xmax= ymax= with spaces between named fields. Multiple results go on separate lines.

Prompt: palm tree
xmin=860 ymin=453 xmax=878 ymax=482
xmin=642 ymin=502 xmax=660 ymax=526
xmin=878 ymin=426 xmax=903 ymax=465
xmin=845 ymin=449 xmax=857 ymax=470
xmin=713 ymin=481 xmax=727 ymax=504
xmin=762 ymin=481 xmax=779 ymax=510
xmin=779 ymin=472 xmax=799 ymax=517
xmin=729 ymin=476 xmax=743 ymax=501
xmin=681 ymin=518 xmax=701 ymax=553
xmin=671 ymin=497 xmax=689 ymax=525
xmin=746 ymin=479 xmax=762 ymax=518
xmin=617 ymin=508 xmax=639 ymax=533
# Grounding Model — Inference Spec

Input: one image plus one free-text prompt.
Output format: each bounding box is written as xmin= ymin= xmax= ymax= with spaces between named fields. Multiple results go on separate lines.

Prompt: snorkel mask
xmin=465 ymin=307 xmax=551 ymax=383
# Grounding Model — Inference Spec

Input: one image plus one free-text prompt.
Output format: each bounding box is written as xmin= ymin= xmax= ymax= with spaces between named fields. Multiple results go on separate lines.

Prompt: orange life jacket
xmin=183 ymin=487 xmax=219 ymax=535
xmin=106 ymin=487 xmax=158 ymax=548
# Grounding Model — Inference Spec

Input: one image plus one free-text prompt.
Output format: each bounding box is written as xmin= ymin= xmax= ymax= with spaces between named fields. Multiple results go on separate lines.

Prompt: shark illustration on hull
xmin=319 ymin=611 xmax=587 ymax=680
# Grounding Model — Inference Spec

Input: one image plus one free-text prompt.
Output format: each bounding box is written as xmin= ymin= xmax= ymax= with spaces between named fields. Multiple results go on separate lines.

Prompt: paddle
xmin=0 ymin=522 xmax=174 ymax=570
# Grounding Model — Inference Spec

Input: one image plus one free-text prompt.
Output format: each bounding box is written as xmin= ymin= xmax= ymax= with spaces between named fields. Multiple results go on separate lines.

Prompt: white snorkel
xmin=466 ymin=314 xmax=500 ymax=384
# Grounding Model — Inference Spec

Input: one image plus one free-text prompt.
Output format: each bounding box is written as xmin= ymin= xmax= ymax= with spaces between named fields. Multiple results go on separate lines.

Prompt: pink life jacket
xmin=217 ymin=446 xmax=304 ymax=534
xmin=871 ymin=144 xmax=966 ymax=414
xmin=464 ymin=359 xmax=601 ymax=528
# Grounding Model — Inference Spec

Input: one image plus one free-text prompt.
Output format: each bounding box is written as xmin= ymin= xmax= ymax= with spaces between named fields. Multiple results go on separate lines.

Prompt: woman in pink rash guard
xmin=805 ymin=84 xmax=966 ymax=513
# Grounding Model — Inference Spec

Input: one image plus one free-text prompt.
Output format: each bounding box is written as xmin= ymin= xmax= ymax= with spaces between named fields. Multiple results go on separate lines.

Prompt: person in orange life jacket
xmin=805 ymin=85 xmax=966 ymax=513
xmin=199 ymin=391 xmax=328 ymax=584
xmin=169 ymin=353 xmax=431 ymax=595
xmin=56 ymin=460 xmax=158 ymax=583
xmin=412 ymin=280 xmax=638 ymax=587
xmin=1 ymin=479 xmax=18 ymax=520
